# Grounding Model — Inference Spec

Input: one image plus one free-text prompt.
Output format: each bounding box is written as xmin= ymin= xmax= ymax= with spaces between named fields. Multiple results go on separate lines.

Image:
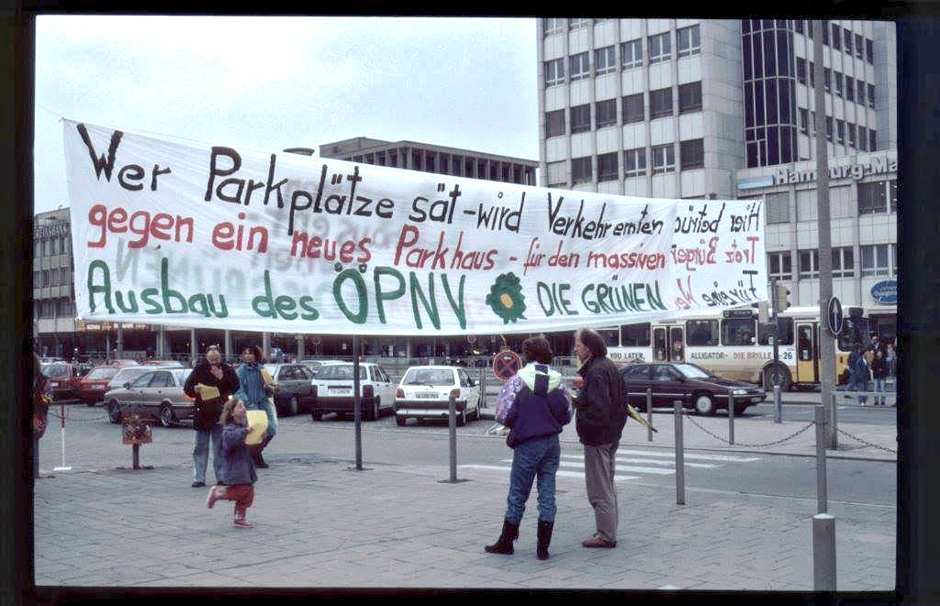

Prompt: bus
xmin=597 ymin=306 xmax=872 ymax=391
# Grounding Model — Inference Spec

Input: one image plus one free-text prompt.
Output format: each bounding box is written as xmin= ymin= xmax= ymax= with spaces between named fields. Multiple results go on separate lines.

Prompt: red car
xmin=40 ymin=362 xmax=84 ymax=401
xmin=76 ymin=361 xmax=139 ymax=406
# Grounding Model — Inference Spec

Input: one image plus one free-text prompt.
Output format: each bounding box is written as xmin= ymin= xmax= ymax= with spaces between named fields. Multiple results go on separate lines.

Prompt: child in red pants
xmin=206 ymin=399 xmax=257 ymax=528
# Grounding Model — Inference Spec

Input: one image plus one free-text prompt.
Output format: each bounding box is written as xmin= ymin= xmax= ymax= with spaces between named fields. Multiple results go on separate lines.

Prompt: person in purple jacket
xmin=485 ymin=336 xmax=573 ymax=560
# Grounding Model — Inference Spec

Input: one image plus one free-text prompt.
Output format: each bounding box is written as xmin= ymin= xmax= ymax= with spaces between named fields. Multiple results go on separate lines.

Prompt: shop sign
xmin=772 ymin=155 xmax=897 ymax=186
xmin=870 ymin=280 xmax=898 ymax=305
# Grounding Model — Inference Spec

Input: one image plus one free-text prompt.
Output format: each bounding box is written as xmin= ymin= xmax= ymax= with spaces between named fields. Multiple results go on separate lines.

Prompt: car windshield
xmin=673 ymin=364 xmax=712 ymax=379
xmin=42 ymin=364 xmax=69 ymax=378
xmin=86 ymin=367 xmax=119 ymax=380
xmin=403 ymin=369 xmax=455 ymax=386
xmin=316 ymin=365 xmax=367 ymax=380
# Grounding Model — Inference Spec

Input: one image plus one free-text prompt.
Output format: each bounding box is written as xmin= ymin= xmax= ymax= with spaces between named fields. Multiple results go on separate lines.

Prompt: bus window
xmin=599 ymin=328 xmax=620 ymax=347
xmin=653 ymin=328 xmax=667 ymax=361
xmin=722 ymin=318 xmax=756 ymax=346
xmin=620 ymin=323 xmax=651 ymax=346
xmin=686 ymin=319 xmax=719 ymax=346
xmin=758 ymin=317 xmax=794 ymax=345
xmin=798 ymin=325 xmax=814 ymax=361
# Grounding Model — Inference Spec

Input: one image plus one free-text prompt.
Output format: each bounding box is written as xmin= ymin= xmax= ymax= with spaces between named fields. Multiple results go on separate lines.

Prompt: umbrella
xmin=627 ymin=403 xmax=657 ymax=433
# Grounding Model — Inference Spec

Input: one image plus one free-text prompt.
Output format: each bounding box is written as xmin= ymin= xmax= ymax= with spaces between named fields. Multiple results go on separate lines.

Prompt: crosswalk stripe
xmin=554 ymin=460 xmax=675 ymax=475
xmin=501 ymin=457 xmax=716 ymax=469
xmin=458 ymin=465 xmax=638 ymax=482
xmin=585 ymin=449 xmax=762 ymax=463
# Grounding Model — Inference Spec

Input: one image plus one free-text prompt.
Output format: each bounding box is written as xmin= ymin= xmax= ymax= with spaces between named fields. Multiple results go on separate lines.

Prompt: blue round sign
xmin=870 ymin=280 xmax=898 ymax=305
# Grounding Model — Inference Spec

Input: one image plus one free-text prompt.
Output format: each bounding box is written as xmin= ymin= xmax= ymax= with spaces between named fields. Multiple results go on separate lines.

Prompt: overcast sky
xmin=34 ymin=15 xmax=538 ymax=215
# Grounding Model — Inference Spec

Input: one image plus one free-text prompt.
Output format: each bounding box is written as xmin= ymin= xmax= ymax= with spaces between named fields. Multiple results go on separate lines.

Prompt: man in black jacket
xmin=573 ymin=327 xmax=628 ymax=548
xmin=183 ymin=347 xmax=240 ymax=488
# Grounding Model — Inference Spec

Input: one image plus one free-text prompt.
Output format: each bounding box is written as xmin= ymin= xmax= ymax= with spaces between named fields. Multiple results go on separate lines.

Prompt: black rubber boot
xmin=536 ymin=519 xmax=554 ymax=560
xmin=484 ymin=519 xmax=519 ymax=555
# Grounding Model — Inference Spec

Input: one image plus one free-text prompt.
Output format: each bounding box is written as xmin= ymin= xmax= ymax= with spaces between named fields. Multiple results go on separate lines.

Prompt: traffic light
xmin=774 ymin=283 xmax=791 ymax=312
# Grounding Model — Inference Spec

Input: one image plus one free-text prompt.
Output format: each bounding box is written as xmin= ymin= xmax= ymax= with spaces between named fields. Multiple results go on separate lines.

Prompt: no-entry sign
xmin=493 ymin=351 xmax=522 ymax=382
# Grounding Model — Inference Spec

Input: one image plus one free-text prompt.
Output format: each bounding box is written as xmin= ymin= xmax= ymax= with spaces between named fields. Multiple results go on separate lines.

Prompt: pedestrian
xmin=233 ymin=344 xmax=276 ymax=468
xmin=671 ymin=339 xmax=684 ymax=362
xmin=485 ymin=336 xmax=573 ymax=560
xmin=572 ymin=327 xmax=628 ymax=548
xmin=871 ymin=349 xmax=888 ymax=406
xmin=183 ymin=346 xmax=240 ymax=488
xmin=886 ymin=342 xmax=897 ymax=383
xmin=32 ymin=352 xmax=53 ymax=481
xmin=848 ymin=342 xmax=868 ymax=405
xmin=206 ymin=398 xmax=257 ymax=528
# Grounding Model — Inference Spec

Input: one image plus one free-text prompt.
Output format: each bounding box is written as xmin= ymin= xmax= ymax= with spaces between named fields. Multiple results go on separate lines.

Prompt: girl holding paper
xmin=233 ymin=344 xmax=276 ymax=468
xmin=206 ymin=399 xmax=257 ymax=528
xmin=183 ymin=347 xmax=240 ymax=488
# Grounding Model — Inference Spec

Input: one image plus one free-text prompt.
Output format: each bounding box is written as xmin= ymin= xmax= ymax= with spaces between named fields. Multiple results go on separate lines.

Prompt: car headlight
xmin=732 ymin=389 xmax=748 ymax=395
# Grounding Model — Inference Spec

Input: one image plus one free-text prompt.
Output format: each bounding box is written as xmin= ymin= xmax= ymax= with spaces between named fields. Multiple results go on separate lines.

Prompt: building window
xmin=648 ymin=32 xmax=671 ymax=64
xmin=545 ymin=109 xmax=565 ymax=138
xmin=621 ymin=38 xmax=643 ymax=69
xmin=844 ymin=28 xmax=853 ymax=55
xmin=679 ymin=139 xmax=704 ymax=170
xmin=570 ymin=104 xmax=591 ymax=133
xmin=822 ymin=20 xmax=829 ymax=45
xmin=890 ymin=180 xmax=898 ymax=213
xmin=846 ymin=76 xmax=855 ymax=102
xmin=809 ymin=61 xmax=815 ymax=87
xmin=543 ymin=18 xmax=565 ymax=35
xmin=33 ymin=269 xmax=41 ymax=287
xmin=856 ymin=34 xmax=865 ymax=60
xmin=649 ymin=87 xmax=673 ymax=119
xmin=678 ymin=81 xmax=702 ymax=114
xmin=856 ymin=78 xmax=865 ymax=103
xmin=836 ymin=119 xmax=845 ymax=145
xmin=867 ymin=83 xmax=875 ymax=109
xmin=768 ymin=252 xmax=793 ymax=281
xmin=848 ymin=122 xmax=857 ymax=147
xmin=811 ymin=110 xmax=817 ymax=136
xmin=677 ymin=24 xmax=701 ymax=58
xmin=597 ymin=152 xmax=619 ymax=181
xmin=569 ymin=52 xmax=590 ymax=81
xmin=799 ymin=108 xmax=808 ymax=135
xmin=545 ymin=58 xmax=565 ymax=86
xmin=622 ymin=93 xmax=644 ymax=123
xmin=826 ymin=117 xmax=833 ymax=142
xmin=823 ymin=67 xmax=831 ymax=92
xmin=892 ymin=243 xmax=898 ymax=276
xmin=569 ymin=18 xmax=590 ymax=29
xmin=34 ymin=240 xmax=41 ymax=258
xmin=572 ymin=156 xmax=592 ymax=184
xmin=651 ymin=144 xmax=675 ymax=174
xmin=835 ymin=71 xmax=843 ymax=97
xmin=866 ymin=38 xmax=874 ymax=63
xmin=832 ymin=247 xmax=855 ymax=278
xmin=765 ymin=192 xmax=790 ymax=224
xmin=796 ymin=57 xmax=806 ymax=84
xmin=861 ymin=244 xmax=889 ymax=277
xmin=595 ymin=46 xmax=617 ymax=75
xmin=859 ymin=180 xmax=893 ymax=215
xmin=595 ymin=99 xmax=617 ymax=128
xmin=869 ymin=128 xmax=877 ymax=152
xmin=858 ymin=125 xmax=868 ymax=151
xmin=42 ymin=269 xmax=49 ymax=287
xmin=799 ymin=249 xmax=819 ymax=279
xmin=624 ymin=148 xmax=647 ymax=178
xmin=831 ymin=23 xmax=841 ymax=51
xmin=795 ymin=20 xmax=804 ymax=34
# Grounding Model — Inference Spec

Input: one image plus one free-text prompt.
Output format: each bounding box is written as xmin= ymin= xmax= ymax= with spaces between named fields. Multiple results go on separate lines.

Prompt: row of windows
xmin=544 ymin=82 xmax=702 ymax=138
xmin=768 ymin=243 xmax=898 ymax=281
xmin=544 ymin=25 xmax=701 ymax=86
xmin=342 ymin=150 xmax=533 ymax=184
xmin=34 ymin=297 xmax=74 ymax=319
xmin=34 ymin=267 xmax=72 ymax=288
xmin=754 ymin=179 xmax=895 ymax=226
xmin=34 ymin=236 xmax=71 ymax=258
xmin=748 ymin=19 xmax=876 ymax=64
xmin=564 ymin=139 xmax=704 ymax=185
xmin=794 ymin=59 xmax=876 ymax=109
xmin=796 ymin=109 xmax=879 ymax=151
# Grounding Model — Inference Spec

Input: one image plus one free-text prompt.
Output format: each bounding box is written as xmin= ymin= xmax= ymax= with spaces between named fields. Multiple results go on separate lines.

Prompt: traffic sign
xmin=467 ymin=335 xmax=476 ymax=344
xmin=492 ymin=350 xmax=522 ymax=382
xmin=312 ymin=336 xmax=321 ymax=345
xmin=827 ymin=296 xmax=843 ymax=337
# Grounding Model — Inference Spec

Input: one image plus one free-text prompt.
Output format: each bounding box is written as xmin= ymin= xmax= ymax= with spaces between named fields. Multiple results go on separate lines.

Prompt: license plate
xmin=752 ymin=397 xmax=762 ymax=402
xmin=94 ymin=385 xmax=105 ymax=390
xmin=50 ymin=382 xmax=59 ymax=387
xmin=415 ymin=392 xmax=439 ymax=399
xmin=329 ymin=387 xmax=352 ymax=394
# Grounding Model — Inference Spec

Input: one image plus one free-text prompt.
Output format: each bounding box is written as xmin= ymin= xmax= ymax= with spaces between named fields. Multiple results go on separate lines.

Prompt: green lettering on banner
xmin=87 ymin=260 xmax=114 ymax=313
xmin=161 ymin=258 xmax=187 ymax=313
xmin=374 ymin=266 xmax=406 ymax=324
xmin=442 ymin=273 xmax=467 ymax=330
xmin=409 ymin=272 xmax=440 ymax=330
xmin=333 ymin=268 xmax=368 ymax=324
xmin=141 ymin=288 xmax=162 ymax=314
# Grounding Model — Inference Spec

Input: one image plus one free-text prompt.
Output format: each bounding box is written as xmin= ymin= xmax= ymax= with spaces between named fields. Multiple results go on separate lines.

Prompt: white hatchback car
xmin=395 ymin=366 xmax=481 ymax=427
xmin=309 ymin=362 xmax=396 ymax=421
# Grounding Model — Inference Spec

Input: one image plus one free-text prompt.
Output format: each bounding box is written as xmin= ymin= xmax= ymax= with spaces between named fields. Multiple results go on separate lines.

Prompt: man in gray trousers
xmin=573 ymin=327 xmax=628 ymax=548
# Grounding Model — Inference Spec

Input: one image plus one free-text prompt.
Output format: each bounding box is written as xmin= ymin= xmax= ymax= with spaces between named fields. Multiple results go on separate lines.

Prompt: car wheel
xmin=396 ymin=415 xmax=406 ymax=427
xmin=763 ymin=363 xmax=792 ymax=392
xmin=107 ymin=401 xmax=121 ymax=424
xmin=159 ymin=404 xmax=174 ymax=428
xmin=86 ymin=399 xmax=96 ymax=407
xmin=457 ymin=408 xmax=467 ymax=427
xmin=311 ymin=410 xmax=323 ymax=421
xmin=288 ymin=396 xmax=299 ymax=417
xmin=693 ymin=393 xmax=717 ymax=416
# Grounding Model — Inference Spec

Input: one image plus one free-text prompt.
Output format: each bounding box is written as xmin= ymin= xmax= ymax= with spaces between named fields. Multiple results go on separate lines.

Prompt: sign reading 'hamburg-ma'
xmin=773 ymin=154 xmax=897 ymax=186
xmin=64 ymin=120 xmax=767 ymax=336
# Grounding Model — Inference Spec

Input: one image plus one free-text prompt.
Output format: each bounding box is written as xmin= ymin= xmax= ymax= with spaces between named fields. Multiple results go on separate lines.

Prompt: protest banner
xmin=64 ymin=120 xmax=765 ymax=335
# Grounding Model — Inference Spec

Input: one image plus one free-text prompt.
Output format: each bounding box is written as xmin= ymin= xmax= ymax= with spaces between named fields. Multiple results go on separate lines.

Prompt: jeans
xmin=193 ymin=424 xmax=223 ymax=483
xmin=848 ymin=373 xmax=868 ymax=404
xmin=247 ymin=398 xmax=277 ymax=439
xmin=504 ymin=434 xmax=561 ymax=525
xmin=874 ymin=378 xmax=887 ymax=405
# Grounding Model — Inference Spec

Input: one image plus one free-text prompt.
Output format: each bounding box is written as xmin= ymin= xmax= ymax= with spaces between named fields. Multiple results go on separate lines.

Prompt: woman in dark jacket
xmin=183 ymin=347 xmax=239 ymax=488
xmin=871 ymin=349 xmax=888 ymax=406
xmin=486 ymin=336 xmax=572 ymax=560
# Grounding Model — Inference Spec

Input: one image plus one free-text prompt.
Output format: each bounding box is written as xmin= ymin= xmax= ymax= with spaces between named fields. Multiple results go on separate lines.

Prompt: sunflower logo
xmin=485 ymin=272 xmax=527 ymax=323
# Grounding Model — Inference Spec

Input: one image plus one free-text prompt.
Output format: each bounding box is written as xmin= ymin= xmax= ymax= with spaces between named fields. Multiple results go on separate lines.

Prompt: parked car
xmin=104 ymin=368 xmax=194 ymax=427
xmin=620 ymin=362 xmax=766 ymax=416
xmin=40 ymin=362 xmax=83 ymax=401
xmin=107 ymin=366 xmax=162 ymax=393
xmin=262 ymin=363 xmax=317 ymax=416
xmin=309 ymin=362 xmax=396 ymax=421
xmin=394 ymin=366 xmax=481 ymax=427
xmin=76 ymin=360 xmax=140 ymax=406
xmin=141 ymin=360 xmax=186 ymax=367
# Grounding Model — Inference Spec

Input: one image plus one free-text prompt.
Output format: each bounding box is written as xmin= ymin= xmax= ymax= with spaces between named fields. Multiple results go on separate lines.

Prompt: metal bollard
xmin=133 ymin=444 xmax=140 ymax=470
xmin=728 ymin=393 xmax=735 ymax=445
xmin=773 ymin=385 xmax=782 ymax=424
xmin=448 ymin=394 xmax=457 ymax=482
xmin=646 ymin=388 xmax=653 ymax=442
xmin=813 ymin=513 xmax=837 ymax=591
xmin=674 ymin=400 xmax=685 ymax=505
xmin=828 ymin=392 xmax=839 ymax=450
xmin=815 ymin=405 xmax=828 ymax=513
xmin=478 ymin=368 xmax=486 ymax=407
